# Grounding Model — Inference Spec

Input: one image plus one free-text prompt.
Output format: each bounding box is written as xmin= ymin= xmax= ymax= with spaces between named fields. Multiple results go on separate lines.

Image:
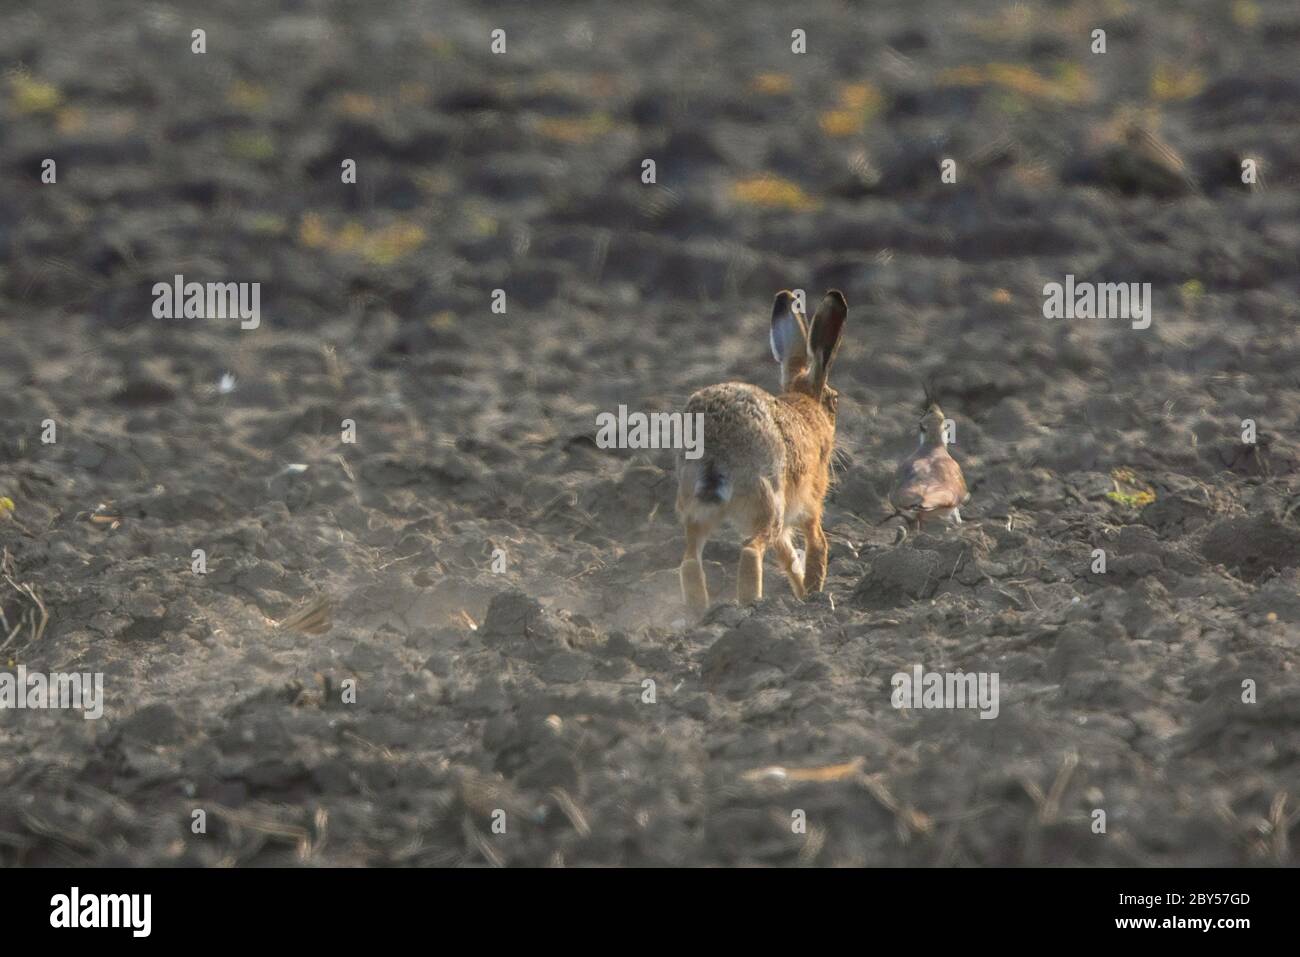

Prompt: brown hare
xmin=676 ymin=290 xmax=848 ymax=616
xmin=888 ymin=388 xmax=969 ymax=536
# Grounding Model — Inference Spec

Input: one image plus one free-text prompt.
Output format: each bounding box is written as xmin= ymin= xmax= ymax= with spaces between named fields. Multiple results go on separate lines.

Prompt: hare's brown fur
xmin=676 ymin=291 xmax=847 ymax=615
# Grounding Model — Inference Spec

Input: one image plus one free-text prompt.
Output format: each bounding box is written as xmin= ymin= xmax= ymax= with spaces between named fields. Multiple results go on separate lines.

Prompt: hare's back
xmin=684 ymin=383 xmax=784 ymax=473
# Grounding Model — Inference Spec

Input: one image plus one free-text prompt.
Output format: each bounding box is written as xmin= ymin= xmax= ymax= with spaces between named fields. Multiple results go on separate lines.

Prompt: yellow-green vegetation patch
xmin=225 ymin=131 xmax=276 ymax=163
xmin=1151 ymin=63 xmax=1205 ymax=102
xmin=248 ymin=214 xmax=288 ymax=236
xmin=1106 ymin=467 xmax=1156 ymax=509
xmin=334 ymin=92 xmax=381 ymax=118
xmin=730 ymin=174 xmax=820 ymax=212
xmin=819 ymin=82 xmax=884 ymax=137
xmin=464 ymin=208 xmax=498 ymax=238
xmin=1179 ymin=279 xmax=1205 ymax=307
xmin=937 ymin=62 xmax=1093 ymax=105
xmin=1232 ymin=0 xmax=1260 ymax=27
xmin=9 ymin=74 xmax=62 ymax=114
xmin=226 ymin=80 xmax=271 ymax=113
xmin=298 ymin=213 xmax=426 ymax=265
xmin=535 ymin=112 xmax=614 ymax=144
xmin=750 ymin=73 xmax=793 ymax=95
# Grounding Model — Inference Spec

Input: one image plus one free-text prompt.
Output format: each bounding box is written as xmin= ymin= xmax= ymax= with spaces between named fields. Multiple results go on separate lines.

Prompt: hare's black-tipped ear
xmin=808 ymin=290 xmax=847 ymax=390
xmin=770 ymin=290 xmax=809 ymax=389
xmin=921 ymin=377 xmax=940 ymax=412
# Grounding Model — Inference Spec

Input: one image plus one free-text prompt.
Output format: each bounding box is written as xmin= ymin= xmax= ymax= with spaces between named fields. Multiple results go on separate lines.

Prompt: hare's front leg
xmin=803 ymin=516 xmax=829 ymax=594
xmin=738 ymin=486 xmax=781 ymax=605
xmin=738 ymin=534 xmax=766 ymax=605
xmin=771 ymin=529 xmax=806 ymax=599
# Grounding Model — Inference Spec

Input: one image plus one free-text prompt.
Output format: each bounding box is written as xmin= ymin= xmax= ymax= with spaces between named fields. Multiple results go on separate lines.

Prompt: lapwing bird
xmin=1064 ymin=110 xmax=1198 ymax=199
xmin=887 ymin=390 xmax=969 ymax=538
xmin=1111 ymin=121 xmax=1198 ymax=196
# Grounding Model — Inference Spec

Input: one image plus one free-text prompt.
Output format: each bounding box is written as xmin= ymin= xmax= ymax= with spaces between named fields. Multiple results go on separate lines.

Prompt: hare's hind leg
xmin=680 ymin=517 xmax=717 ymax=616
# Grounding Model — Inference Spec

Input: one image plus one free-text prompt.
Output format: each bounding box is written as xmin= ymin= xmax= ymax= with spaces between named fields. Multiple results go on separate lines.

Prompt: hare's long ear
xmin=807 ymin=290 xmax=847 ymax=392
xmin=921 ymin=377 xmax=940 ymax=412
xmin=770 ymin=290 xmax=809 ymax=391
